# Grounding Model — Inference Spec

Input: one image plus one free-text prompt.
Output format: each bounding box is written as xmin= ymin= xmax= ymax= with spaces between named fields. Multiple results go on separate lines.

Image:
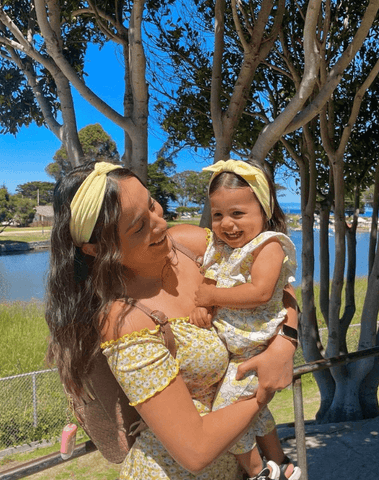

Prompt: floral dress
xmin=101 ymin=319 xmax=244 ymax=480
xmin=202 ymin=230 xmax=297 ymax=454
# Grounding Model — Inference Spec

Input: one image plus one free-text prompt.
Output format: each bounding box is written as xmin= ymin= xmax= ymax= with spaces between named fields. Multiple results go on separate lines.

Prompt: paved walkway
xmin=277 ymin=416 xmax=379 ymax=479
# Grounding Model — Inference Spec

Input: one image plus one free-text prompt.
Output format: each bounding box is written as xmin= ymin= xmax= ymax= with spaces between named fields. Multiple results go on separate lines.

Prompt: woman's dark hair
xmin=208 ymin=159 xmax=287 ymax=234
xmin=45 ymin=162 xmax=137 ymax=395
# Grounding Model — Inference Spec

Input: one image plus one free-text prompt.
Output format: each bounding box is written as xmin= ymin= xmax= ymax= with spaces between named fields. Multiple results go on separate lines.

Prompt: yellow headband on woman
xmin=70 ymin=162 xmax=122 ymax=246
xmin=203 ymin=159 xmax=273 ymax=219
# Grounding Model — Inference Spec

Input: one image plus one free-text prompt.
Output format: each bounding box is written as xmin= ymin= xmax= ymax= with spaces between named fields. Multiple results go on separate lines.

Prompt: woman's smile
xmin=117 ymin=177 xmax=172 ymax=271
xmin=150 ymin=233 xmax=167 ymax=247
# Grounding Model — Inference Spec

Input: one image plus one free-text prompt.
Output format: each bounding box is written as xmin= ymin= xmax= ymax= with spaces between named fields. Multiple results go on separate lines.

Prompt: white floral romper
xmin=202 ymin=230 xmax=297 ymax=454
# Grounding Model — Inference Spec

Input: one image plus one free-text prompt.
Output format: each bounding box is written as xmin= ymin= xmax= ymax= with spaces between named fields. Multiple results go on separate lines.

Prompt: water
xmin=0 ymin=250 xmax=49 ymax=302
xmin=281 ymin=202 xmax=374 ymax=218
xmin=0 ymin=213 xmax=373 ymax=301
xmin=289 ymin=229 xmax=370 ymax=286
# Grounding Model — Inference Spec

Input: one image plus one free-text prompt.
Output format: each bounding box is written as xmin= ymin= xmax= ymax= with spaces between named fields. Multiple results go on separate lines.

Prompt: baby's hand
xmin=189 ymin=307 xmax=213 ymax=329
xmin=194 ymin=284 xmax=217 ymax=307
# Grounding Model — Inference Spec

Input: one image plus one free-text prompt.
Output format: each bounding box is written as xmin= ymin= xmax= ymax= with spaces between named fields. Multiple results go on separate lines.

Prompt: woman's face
xmin=117 ymin=177 xmax=171 ymax=272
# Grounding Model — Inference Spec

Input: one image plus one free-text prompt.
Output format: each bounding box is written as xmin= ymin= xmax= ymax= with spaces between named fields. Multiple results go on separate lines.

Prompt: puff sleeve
xmin=101 ymin=327 xmax=180 ymax=406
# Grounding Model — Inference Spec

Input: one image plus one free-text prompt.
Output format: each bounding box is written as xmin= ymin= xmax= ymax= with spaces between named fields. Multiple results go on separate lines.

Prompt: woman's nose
xmin=151 ymin=212 xmax=167 ymax=234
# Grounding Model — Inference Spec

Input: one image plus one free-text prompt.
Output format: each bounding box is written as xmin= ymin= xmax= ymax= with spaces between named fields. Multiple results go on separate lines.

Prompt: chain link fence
xmin=0 ymin=369 xmax=68 ymax=455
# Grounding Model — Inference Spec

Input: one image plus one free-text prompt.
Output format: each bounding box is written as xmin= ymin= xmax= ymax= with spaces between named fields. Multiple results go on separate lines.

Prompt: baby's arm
xmin=195 ymin=239 xmax=285 ymax=309
xmin=189 ymin=306 xmax=213 ymax=328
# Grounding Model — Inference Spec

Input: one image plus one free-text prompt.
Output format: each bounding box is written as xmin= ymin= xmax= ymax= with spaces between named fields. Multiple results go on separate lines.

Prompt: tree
xmin=362 ymin=185 xmax=376 ymax=207
xmin=16 ymin=181 xmax=55 ymax=205
xmin=0 ymin=186 xmax=36 ymax=231
xmin=146 ymin=151 xmax=177 ymax=214
xmin=161 ymin=0 xmax=379 ymax=423
xmin=0 ymin=186 xmax=14 ymax=232
xmin=172 ymin=170 xmax=211 ymax=208
xmin=259 ymin=2 xmax=379 ymax=423
xmin=183 ymin=171 xmax=211 ymax=207
xmin=12 ymin=195 xmax=36 ymax=227
xmin=0 ymin=1 xmax=176 ymax=181
xmin=46 ymin=124 xmax=120 ymax=181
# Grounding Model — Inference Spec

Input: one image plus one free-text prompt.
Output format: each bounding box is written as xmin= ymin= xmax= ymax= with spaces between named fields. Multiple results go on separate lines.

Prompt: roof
xmin=35 ymin=205 xmax=54 ymax=217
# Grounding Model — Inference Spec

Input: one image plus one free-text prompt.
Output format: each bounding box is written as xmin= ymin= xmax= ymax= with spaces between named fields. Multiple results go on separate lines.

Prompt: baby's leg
xmin=257 ymin=430 xmax=297 ymax=479
xmin=236 ymin=447 xmax=281 ymax=479
xmin=235 ymin=445 xmax=264 ymax=478
xmin=212 ymin=356 xmax=259 ymax=411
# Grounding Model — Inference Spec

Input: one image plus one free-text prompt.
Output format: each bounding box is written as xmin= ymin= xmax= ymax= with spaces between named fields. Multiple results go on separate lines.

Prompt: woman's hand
xmin=236 ymin=334 xmax=296 ymax=404
xmin=236 ymin=284 xmax=298 ymax=405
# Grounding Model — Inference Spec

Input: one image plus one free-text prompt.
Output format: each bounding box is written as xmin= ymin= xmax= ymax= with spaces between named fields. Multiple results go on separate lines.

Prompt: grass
xmin=0 ymin=301 xmax=49 ymax=377
xmin=0 ymin=226 xmax=52 ymax=243
xmin=167 ymin=216 xmax=201 ymax=228
xmin=295 ymin=276 xmax=370 ymax=332
xmin=1 ymin=226 xmax=52 ymax=233
xmin=0 ymin=443 xmax=122 ymax=479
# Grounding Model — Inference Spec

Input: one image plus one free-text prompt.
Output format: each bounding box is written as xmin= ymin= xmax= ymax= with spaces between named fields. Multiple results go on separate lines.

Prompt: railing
xmin=0 ymin=369 xmax=67 ymax=454
xmin=291 ymin=345 xmax=379 ymax=480
xmin=1 ymin=346 xmax=379 ymax=480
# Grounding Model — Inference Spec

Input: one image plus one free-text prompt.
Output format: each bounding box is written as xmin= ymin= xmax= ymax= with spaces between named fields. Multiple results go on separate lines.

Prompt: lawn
xmin=0 ymin=226 xmax=51 ymax=244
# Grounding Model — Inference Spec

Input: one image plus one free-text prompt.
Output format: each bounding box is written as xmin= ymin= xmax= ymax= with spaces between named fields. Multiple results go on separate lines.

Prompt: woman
xmin=46 ymin=161 xmax=298 ymax=480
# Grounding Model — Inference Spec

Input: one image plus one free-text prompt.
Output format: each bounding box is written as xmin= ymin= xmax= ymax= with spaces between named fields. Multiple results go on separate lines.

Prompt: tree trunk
xmin=319 ymin=204 xmax=330 ymax=326
xmin=127 ymin=0 xmax=148 ymax=183
xmin=359 ymin=353 xmax=379 ymax=418
xmin=321 ymin=375 xmax=363 ymax=423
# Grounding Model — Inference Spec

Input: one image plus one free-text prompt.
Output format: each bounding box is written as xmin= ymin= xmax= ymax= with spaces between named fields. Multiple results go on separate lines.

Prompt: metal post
xmin=32 ymin=374 xmax=37 ymax=428
xmin=293 ymin=377 xmax=308 ymax=480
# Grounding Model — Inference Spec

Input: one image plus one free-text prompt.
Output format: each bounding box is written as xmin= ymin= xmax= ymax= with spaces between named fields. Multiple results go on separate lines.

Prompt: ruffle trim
xmin=129 ymin=361 xmax=180 ymax=407
xmin=204 ymin=227 xmax=212 ymax=246
xmin=101 ymin=325 xmax=160 ymax=349
xmin=100 ymin=317 xmax=190 ymax=349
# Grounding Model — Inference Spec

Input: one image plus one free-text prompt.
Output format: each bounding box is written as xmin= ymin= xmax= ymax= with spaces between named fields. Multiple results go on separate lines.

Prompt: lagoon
xmin=0 ymin=229 xmax=372 ymax=302
xmin=0 ymin=250 xmax=49 ymax=302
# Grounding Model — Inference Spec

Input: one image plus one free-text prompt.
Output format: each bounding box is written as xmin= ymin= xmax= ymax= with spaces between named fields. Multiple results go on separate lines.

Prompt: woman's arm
xmin=103 ymin=304 xmax=263 ymax=474
xmin=235 ymin=284 xmax=298 ymax=404
xmin=137 ymin=371 xmax=262 ymax=473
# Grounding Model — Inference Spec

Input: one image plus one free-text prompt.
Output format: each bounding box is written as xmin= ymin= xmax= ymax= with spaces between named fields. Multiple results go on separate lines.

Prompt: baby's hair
xmin=208 ymin=159 xmax=287 ymax=234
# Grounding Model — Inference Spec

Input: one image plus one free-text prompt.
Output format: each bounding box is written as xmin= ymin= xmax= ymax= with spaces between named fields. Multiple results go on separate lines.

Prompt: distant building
xmin=33 ymin=205 xmax=54 ymax=226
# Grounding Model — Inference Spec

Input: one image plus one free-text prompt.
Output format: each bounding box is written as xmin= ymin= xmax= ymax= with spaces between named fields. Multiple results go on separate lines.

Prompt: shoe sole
xmin=288 ymin=466 xmax=301 ymax=480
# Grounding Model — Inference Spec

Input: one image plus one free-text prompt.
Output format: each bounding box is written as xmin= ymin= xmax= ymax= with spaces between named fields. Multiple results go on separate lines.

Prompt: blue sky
xmin=0 ymin=43 xmax=300 ymax=204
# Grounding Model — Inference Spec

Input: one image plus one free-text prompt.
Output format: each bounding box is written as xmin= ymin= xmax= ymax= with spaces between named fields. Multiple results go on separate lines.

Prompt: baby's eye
xmin=149 ymin=199 xmax=156 ymax=211
xmin=233 ymin=211 xmax=244 ymax=216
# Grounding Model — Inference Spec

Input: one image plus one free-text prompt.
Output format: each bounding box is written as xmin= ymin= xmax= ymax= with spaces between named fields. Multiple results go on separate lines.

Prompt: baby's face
xmin=210 ymin=186 xmax=265 ymax=249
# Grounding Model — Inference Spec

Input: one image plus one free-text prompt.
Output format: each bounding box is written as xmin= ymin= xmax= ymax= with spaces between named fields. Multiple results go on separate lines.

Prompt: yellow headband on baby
xmin=70 ymin=162 xmax=122 ymax=246
xmin=203 ymin=159 xmax=273 ymax=220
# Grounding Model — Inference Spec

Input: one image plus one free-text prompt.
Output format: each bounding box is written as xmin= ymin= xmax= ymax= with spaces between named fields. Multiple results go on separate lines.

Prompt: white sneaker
xmin=249 ymin=460 xmax=280 ymax=480
xmin=279 ymin=456 xmax=301 ymax=479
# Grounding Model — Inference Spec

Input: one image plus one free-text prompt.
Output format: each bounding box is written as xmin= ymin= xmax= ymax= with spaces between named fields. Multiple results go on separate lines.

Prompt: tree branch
xmin=251 ymin=0 xmax=322 ymax=161
xmin=286 ymin=0 xmax=379 ymax=133
xmin=34 ymin=0 xmax=134 ymax=133
xmin=211 ymin=0 xmax=225 ymax=138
